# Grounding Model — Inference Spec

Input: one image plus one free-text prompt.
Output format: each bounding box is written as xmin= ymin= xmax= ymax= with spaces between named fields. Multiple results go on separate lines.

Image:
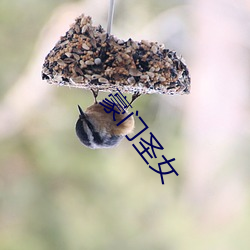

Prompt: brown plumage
xmin=85 ymin=103 xmax=134 ymax=136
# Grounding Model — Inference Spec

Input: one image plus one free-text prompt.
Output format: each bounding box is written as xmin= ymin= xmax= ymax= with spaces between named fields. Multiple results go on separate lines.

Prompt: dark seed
xmin=42 ymin=73 xmax=50 ymax=80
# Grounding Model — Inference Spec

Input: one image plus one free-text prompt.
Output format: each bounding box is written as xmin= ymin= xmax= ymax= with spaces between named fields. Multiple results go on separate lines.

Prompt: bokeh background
xmin=1 ymin=0 xmax=250 ymax=249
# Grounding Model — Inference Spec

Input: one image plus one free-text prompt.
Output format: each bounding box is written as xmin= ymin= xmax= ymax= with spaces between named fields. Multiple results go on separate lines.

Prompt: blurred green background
xmin=1 ymin=0 xmax=250 ymax=249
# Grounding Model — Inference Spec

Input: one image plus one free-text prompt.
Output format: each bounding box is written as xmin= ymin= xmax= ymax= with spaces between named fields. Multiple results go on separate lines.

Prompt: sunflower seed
xmin=85 ymin=60 xmax=94 ymax=65
xmin=74 ymin=66 xmax=83 ymax=75
xmin=72 ymin=76 xmax=84 ymax=83
xmin=82 ymin=43 xmax=90 ymax=50
xmin=147 ymin=72 xmax=154 ymax=78
xmin=98 ymin=77 xmax=109 ymax=84
xmin=140 ymin=75 xmax=149 ymax=82
xmin=65 ymin=52 xmax=72 ymax=58
xmin=72 ymin=53 xmax=80 ymax=60
xmin=63 ymin=58 xmax=75 ymax=64
xmin=151 ymin=45 xmax=158 ymax=54
xmin=75 ymin=24 xmax=80 ymax=34
xmin=57 ymin=59 xmax=67 ymax=66
xmin=128 ymin=77 xmax=135 ymax=84
xmin=129 ymin=68 xmax=142 ymax=77
xmin=141 ymin=40 xmax=150 ymax=47
xmin=92 ymin=74 xmax=101 ymax=79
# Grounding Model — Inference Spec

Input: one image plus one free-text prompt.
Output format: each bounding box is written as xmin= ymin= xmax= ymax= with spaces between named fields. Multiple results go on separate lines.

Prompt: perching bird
xmin=75 ymin=90 xmax=135 ymax=149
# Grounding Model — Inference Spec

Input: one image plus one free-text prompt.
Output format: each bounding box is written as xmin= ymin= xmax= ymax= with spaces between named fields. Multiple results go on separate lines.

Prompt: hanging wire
xmin=107 ymin=0 xmax=115 ymax=34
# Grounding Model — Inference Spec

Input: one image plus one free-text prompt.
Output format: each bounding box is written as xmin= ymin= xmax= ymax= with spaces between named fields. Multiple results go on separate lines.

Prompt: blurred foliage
xmin=0 ymin=0 xmax=71 ymax=97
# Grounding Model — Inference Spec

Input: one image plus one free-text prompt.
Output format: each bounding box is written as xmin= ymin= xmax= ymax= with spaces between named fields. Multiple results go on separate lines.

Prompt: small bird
xmin=75 ymin=90 xmax=137 ymax=149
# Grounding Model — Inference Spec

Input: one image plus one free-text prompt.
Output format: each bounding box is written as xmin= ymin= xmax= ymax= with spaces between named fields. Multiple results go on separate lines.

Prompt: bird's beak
xmin=77 ymin=105 xmax=86 ymax=119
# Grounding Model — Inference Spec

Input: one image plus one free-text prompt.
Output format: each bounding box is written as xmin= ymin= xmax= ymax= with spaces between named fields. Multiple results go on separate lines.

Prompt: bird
xmin=75 ymin=90 xmax=138 ymax=149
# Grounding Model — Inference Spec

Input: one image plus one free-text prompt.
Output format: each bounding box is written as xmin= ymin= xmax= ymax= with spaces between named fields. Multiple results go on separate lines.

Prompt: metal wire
xmin=107 ymin=0 xmax=115 ymax=34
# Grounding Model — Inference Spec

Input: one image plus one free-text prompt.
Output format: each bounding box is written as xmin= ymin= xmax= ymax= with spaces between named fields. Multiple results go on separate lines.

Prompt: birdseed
xmin=42 ymin=14 xmax=190 ymax=95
